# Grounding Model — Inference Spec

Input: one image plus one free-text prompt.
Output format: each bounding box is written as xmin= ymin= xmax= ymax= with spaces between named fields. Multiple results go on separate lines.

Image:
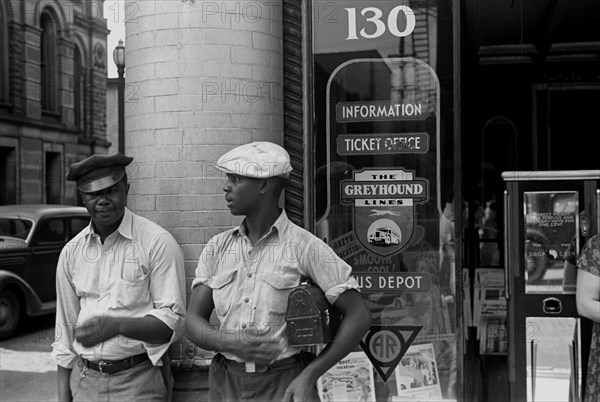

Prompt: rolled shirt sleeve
xmin=297 ymin=236 xmax=361 ymax=304
xmin=324 ymin=278 xmax=361 ymax=305
xmin=143 ymin=232 xmax=187 ymax=365
xmin=51 ymin=243 xmax=80 ymax=369
xmin=191 ymin=237 xmax=220 ymax=290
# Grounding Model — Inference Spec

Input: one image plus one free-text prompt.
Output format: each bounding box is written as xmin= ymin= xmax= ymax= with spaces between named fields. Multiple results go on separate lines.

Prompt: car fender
xmin=0 ymin=270 xmax=45 ymax=316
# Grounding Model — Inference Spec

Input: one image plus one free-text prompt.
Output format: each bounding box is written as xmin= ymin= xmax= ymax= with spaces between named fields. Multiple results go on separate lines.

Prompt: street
xmin=0 ymin=314 xmax=57 ymax=402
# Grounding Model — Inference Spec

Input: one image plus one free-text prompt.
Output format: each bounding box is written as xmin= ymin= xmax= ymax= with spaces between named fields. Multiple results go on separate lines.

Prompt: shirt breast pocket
xmin=259 ymin=272 xmax=299 ymax=316
xmin=119 ymin=245 xmax=150 ymax=285
xmin=120 ymin=263 xmax=149 ymax=285
xmin=211 ymin=269 xmax=237 ymax=317
xmin=115 ymin=254 xmax=150 ymax=309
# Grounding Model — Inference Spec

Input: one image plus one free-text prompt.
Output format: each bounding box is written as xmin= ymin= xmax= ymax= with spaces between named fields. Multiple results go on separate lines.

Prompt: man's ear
xmin=259 ymin=178 xmax=272 ymax=194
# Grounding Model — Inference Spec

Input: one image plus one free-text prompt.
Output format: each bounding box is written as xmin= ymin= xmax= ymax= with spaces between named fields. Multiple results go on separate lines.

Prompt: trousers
xmin=209 ymin=352 xmax=319 ymax=401
xmin=70 ymin=357 xmax=167 ymax=401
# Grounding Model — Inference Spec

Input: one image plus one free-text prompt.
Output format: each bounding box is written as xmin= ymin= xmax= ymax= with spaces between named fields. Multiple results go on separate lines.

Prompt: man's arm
xmin=52 ymin=246 xmax=80 ymax=401
xmin=185 ymin=284 xmax=283 ymax=364
xmin=283 ymin=289 xmax=372 ymax=402
xmin=576 ymin=269 xmax=600 ymax=322
xmin=75 ymin=315 xmax=173 ymax=347
xmin=57 ymin=366 xmax=72 ymax=402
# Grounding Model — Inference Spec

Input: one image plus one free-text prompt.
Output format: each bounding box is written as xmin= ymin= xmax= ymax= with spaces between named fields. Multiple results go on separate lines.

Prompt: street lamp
xmin=112 ymin=39 xmax=125 ymax=154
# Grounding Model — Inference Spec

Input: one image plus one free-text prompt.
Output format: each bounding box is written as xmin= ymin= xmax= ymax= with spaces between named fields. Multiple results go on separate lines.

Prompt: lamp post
xmin=112 ymin=39 xmax=125 ymax=154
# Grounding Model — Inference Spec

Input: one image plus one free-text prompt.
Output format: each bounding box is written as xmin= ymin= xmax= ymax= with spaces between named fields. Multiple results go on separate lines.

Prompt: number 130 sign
xmin=345 ymin=6 xmax=416 ymax=40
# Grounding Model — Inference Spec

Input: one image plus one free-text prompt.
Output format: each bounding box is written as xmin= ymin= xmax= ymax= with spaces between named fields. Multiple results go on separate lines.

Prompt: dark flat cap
xmin=66 ymin=153 xmax=133 ymax=193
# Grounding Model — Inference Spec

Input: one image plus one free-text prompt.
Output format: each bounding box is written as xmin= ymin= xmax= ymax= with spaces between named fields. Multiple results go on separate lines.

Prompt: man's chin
xmin=93 ymin=211 xmax=124 ymax=226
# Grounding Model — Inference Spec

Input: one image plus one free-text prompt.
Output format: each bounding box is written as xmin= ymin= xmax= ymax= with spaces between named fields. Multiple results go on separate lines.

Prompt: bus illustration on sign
xmin=368 ymin=223 xmax=401 ymax=246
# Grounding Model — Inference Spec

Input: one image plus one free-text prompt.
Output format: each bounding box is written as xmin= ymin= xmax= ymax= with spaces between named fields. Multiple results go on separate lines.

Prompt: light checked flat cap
xmin=66 ymin=153 xmax=133 ymax=193
xmin=216 ymin=142 xmax=293 ymax=179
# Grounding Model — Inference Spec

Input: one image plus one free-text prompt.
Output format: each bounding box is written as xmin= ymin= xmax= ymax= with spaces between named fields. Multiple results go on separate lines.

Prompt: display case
xmin=502 ymin=170 xmax=600 ymax=402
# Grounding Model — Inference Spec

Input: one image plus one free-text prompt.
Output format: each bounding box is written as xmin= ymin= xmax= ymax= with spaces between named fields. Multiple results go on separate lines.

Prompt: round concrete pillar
xmin=124 ymin=1 xmax=283 ymax=240
xmin=124 ymin=0 xmax=284 ymax=364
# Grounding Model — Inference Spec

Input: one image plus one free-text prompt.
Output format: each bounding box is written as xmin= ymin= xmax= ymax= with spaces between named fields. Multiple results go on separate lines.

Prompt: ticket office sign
xmin=337 ymin=133 xmax=429 ymax=156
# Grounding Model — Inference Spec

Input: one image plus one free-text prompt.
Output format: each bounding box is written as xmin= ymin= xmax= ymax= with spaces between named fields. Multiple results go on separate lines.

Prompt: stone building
xmin=0 ymin=0 xmax=110 ymax=205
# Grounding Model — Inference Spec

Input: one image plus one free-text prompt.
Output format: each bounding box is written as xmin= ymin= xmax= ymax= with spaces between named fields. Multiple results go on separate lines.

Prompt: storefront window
xmin=310 ymin=1 xmax=457 ymax=400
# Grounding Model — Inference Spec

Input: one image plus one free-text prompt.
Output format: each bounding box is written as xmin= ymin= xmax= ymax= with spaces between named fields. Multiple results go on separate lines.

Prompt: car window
xmin=0 ymin=218 xmax=33 ymax=240
xmin=69 ymin=218 xmax=89 ymax=237
xmin=35 ymin=219 xmax=66 ymax=244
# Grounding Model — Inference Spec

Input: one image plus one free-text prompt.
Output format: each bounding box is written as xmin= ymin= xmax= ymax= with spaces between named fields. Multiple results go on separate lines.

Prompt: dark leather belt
xmin=220 ymin=353 xmax=303 ymax=374
xmin=82 ymin=353 xmax=149 ymax=375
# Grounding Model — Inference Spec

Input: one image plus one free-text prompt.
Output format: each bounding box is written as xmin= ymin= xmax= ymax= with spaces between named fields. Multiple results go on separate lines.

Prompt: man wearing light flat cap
xmin=52 ymin=153 xmax=186 ymax=402
xmin=186 ymin=141 xmax=371 ymax=401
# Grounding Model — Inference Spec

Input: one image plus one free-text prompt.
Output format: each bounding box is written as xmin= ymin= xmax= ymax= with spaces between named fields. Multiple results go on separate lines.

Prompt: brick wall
xmin=124 ymin=0 xmax=284 ymax=364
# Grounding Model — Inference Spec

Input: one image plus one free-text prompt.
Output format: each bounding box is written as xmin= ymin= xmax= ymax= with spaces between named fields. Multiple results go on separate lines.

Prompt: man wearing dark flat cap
xmin=185 ymin=142 xmax=371 ymax=401
xmin=51 ymin=153 xmax=186 ymax=402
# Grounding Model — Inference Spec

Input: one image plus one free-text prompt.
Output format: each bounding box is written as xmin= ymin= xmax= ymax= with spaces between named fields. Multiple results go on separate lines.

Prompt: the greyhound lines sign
xmin=341 ymin=168 xmax=428 ymax=256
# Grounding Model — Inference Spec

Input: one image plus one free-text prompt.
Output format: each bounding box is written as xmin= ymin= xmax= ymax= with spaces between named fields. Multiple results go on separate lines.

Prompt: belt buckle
xmin=98 ymin=361 xmax=109 ymax=374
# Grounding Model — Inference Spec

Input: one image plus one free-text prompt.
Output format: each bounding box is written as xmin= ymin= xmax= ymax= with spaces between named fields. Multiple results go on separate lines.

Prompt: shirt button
xmin=247 ymin=273 xmax=253 ymax=278
xmin=244 ymin=298 xmax=249 ymax=303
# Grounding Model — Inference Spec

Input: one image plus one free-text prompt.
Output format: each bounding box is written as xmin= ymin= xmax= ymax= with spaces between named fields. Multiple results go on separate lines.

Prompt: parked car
xmin=0 ymin=204 xmax=90 ymax=339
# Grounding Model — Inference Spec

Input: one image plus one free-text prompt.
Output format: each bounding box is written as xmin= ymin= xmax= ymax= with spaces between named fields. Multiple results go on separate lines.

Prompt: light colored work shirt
xmin=192 ymin=210 xmax=359 ymax=362
xmin=51 ymin=208 xmax=186 ymax=368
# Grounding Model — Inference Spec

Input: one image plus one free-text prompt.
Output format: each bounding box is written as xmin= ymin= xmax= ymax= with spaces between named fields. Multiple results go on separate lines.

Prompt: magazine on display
xmin=317 ymin=351 xmax=376 ymax=402
xmin=479 ymin=315 xmax=508 ymax=355
xmin=393 ymin=343 xmax=443 ymax=400
xmin=473 ymin=268 xmax=506 ymax=335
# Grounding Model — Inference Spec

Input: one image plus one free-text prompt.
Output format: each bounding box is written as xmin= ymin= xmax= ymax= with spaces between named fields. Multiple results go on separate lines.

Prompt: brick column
xmin=125 ymin=0 xmax=284 ymax=367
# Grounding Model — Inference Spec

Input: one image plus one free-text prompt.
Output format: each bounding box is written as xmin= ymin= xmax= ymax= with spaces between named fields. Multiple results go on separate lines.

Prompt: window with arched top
xmin=0 ymin=2 xmax=9 ymax=103
xmin=73 ymin=45 xmax=85 ymax=129
xmin=40 ymin=10 xmax=58 ymax=113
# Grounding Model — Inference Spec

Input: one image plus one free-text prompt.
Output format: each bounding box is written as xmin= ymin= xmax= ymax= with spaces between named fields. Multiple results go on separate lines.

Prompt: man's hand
xmin=283 ymin=373 xmax=318 ymax=402
xmin=74 ymin=316 xmax=120 ymax=347
xmin=227 ymin=326 xmax=284 ymax=365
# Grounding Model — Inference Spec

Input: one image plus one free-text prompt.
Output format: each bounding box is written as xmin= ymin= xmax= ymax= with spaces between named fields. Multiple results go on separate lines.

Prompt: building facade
xmin=0 ymin=0 xmax=110 ymax=206
xmin=122 ymin=1 xmax=600 ymax=400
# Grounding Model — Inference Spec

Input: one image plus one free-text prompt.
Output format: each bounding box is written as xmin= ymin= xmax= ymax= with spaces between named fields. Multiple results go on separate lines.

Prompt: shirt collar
xmin=117 ymin=208 xmax=133 ymax=240
xmin=233 ymin=209 xmax=290 ymax=241
xmin=83 ymin=207 xmax=133 ymax=241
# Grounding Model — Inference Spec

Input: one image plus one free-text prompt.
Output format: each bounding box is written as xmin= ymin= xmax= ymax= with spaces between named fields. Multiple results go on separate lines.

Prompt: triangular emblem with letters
xmin=359 ymin=325 xmax=422 ymax=382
